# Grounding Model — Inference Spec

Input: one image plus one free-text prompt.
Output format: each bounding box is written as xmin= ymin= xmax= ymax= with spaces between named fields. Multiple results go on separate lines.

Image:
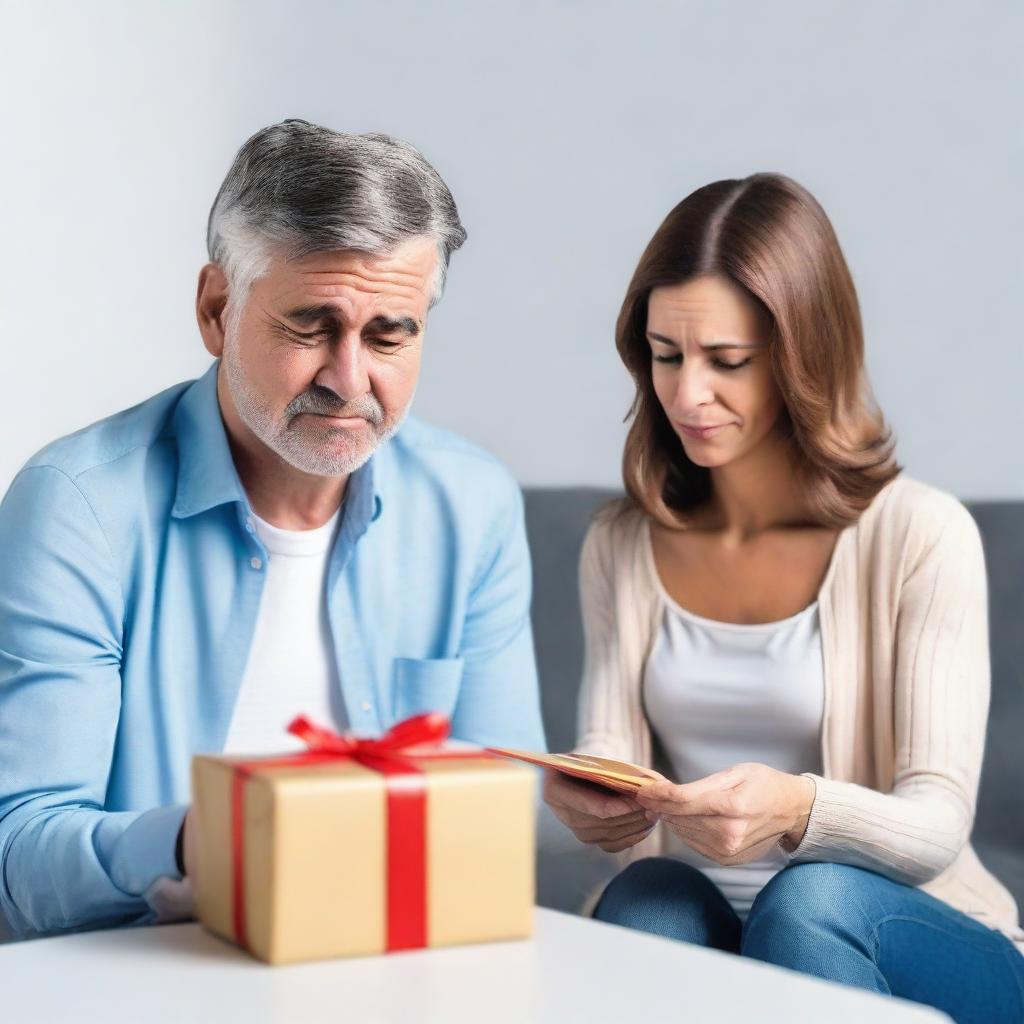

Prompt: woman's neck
xmin=703 ymin=434 xmax=815 ymax=538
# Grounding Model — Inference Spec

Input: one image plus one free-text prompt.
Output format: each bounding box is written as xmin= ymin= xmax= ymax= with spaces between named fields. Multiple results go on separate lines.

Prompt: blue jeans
xmin=593 ymin=858 xmax=1024 ymax=1023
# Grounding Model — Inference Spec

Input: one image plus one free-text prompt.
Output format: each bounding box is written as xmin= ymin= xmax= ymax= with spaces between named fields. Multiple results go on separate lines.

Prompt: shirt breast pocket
xmin=391 ymin=656 xmax=465 ymax=722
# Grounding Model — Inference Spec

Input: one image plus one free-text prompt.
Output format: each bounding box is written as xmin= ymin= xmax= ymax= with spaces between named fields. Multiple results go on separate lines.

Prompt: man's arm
xmin=0 ymin=465 xmax=186 ymax=937
xmin=449 ymin=476 xmax=547 ymax=752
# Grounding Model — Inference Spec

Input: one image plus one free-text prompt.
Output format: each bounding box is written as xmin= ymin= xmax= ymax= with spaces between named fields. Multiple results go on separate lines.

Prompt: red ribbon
xmin=229 ymin=712 xmax=484 ymax=954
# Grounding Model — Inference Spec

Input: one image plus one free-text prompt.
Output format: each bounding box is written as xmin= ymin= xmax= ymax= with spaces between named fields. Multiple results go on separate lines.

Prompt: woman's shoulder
xmin=583 ymin=498 xmax=649 ymax=554
xmin=580 ymin=500 xmax=662 ymax=631
xmin=859 ymin=472 xmax=981 ymax=559
xmin=578 ymin=499 xmax=652 ymax=585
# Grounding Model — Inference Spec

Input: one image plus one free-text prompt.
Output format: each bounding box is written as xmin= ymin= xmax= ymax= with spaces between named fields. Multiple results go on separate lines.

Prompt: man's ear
xmin=196 ymin=263 xmax=232 ymax=358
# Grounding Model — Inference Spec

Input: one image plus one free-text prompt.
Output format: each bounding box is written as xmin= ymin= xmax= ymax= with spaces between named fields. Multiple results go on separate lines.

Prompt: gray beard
xmin=221 ymin=332 xmax=406 ymax=477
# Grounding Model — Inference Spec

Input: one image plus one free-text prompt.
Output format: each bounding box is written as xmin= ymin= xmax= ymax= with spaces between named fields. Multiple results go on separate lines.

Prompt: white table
xmin=1 ymin=908 xmax=949 ymax=1023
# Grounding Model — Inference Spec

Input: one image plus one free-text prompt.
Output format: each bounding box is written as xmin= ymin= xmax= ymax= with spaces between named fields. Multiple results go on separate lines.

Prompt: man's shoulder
xmin=19 ymin=379 xmax=193 ymax=487
xmin=385 ymin=415 xmax=520 ymax=498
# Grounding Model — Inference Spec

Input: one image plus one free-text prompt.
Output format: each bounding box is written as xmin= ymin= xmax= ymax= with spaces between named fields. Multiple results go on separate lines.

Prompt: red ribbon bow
xmin=229 ymin=713 xmax=482 ymax=954
xmin=287 ymin=710 xmax=451 ymax=761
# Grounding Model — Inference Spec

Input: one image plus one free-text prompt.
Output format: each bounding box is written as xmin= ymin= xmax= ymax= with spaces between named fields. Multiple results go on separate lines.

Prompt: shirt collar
xmin=171 ymin=362 xmax=248 ymax=519
xmin=338 ymin=456 xmax=380 ymax=547
xmin=171 ymin=360 xmax=385 ymax=524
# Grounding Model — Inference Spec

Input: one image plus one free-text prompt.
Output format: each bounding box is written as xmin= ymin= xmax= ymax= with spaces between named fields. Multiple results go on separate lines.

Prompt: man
xmin=0 ymin=119 xmax=546 ymax=937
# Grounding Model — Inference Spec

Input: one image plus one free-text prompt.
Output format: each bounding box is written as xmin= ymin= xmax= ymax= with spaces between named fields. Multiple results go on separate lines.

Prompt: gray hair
xmin=206 ymin=119 xmax=467 ymax=308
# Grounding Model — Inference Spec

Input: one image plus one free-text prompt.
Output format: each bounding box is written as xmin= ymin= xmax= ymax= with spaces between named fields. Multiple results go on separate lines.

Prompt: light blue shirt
xmin=0 ymin=362 xmax=546 ymax=938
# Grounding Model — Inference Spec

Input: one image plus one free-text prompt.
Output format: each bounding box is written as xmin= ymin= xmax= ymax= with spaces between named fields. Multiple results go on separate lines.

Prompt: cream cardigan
xmin=575 ymin=474 xmax=1023 ymax=951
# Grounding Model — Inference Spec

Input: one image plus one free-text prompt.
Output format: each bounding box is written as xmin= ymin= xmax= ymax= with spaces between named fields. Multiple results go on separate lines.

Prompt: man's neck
xmin=216 ymin=375 xmax=348 ymax=531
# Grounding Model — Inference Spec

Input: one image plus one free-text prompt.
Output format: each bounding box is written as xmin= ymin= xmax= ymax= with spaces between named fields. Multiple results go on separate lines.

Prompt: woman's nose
xmin=671 ymin=359 xmax=715 ymax=414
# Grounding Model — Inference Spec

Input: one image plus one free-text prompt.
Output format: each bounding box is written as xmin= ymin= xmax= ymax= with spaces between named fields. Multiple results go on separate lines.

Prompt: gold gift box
xmin=191 ymin=751 xmax=536 ymax=964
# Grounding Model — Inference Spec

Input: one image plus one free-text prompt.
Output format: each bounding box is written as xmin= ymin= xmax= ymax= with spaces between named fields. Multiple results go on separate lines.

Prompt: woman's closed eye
xmin=713 ymin=357 xmax=752 ymax=371
xmin=652 ymin=352 xmax=753 ymax=371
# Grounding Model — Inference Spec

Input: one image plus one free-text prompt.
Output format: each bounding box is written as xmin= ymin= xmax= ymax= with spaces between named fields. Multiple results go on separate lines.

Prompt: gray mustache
xmin=286 ymin=387 xmax=385 ymax=427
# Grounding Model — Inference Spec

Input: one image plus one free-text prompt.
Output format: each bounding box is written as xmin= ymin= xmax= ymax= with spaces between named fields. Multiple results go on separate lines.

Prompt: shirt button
xmin=249 ymin=556 xmax=263 ymax=570
xmin=360 ymin=700 xmax=372 ymax=712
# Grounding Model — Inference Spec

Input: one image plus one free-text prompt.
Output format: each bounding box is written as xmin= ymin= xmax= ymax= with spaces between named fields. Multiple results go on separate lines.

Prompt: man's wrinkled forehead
xmin=256 ymin=238 xmax=438 ymax=318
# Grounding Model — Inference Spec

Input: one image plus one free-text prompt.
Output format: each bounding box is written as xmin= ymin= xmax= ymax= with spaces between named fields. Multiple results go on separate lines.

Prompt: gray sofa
xmin=525 ymin=488 xmax=1024 ymax=916
xmin=1 ymin=489 xmax=1016 ymax=942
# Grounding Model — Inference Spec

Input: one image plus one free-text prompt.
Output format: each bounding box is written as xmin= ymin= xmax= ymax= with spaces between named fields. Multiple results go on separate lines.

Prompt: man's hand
xmin=181 ymin=807 xmax=200 ymax=880
xmin=542 ymin=770 xmax=658 ymax=853
xmin=634 ymin=763 xmax=815 ymax=865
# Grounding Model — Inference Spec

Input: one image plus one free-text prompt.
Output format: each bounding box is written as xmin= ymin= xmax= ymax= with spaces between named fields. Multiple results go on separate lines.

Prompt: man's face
xmin=220 ymin=237 xmax=438 ymax=477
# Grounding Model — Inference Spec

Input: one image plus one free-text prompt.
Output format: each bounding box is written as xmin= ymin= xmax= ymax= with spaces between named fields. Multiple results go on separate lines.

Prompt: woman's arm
xmin=574 ymin=517 xmax=644 ymax=763
xmin=788 ymin=500 xmax=990 ymax=885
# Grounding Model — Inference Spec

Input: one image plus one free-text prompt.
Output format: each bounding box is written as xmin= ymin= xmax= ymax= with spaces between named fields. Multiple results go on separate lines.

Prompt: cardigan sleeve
xmin=573 ymin=513 xmax=665 ymax=875
xmin=575 ymin=517 xmax=637 ymax=762
xmin=789 ymin=500 xmax=990 ymax=885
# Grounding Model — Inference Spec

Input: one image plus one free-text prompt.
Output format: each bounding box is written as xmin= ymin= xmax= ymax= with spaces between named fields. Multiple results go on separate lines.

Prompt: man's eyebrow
xmin=646 ymin=332 xmax=762 ymax=351
xmin=364 ymin=315 xmax=421 ymax=337
xmin=282 ymin=304 xmax=341 ymax=325
xmin=279 ymin=308 xmax=422 ymax=337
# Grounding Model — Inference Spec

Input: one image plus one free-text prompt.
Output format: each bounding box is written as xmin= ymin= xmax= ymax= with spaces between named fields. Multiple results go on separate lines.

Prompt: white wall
xmin=3 ymin=0 xmax=1022 ymax=498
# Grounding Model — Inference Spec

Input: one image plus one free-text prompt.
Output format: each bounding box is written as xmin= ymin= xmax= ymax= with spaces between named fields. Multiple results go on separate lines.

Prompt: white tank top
xmin=643 ymin=590 xmax=825 ymax=919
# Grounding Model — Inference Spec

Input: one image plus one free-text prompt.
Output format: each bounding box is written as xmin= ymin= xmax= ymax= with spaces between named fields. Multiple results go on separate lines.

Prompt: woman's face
xmin=646 ymin=273 xmax=784 ymax=469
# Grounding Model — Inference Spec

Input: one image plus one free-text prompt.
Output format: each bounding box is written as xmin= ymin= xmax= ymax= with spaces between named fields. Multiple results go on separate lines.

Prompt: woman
xmin=543 ymin=174 xmax=1024 ymax=1022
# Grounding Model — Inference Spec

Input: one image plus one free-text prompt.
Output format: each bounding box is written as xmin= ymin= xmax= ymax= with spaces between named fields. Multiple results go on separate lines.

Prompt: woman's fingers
xmin=541 ymin=769 xmax=657 ymax=849
xmin=636 ymin=784 xmax=736 ymax=818
xmin=572 ymin=814 xmax=653 ymax=843
xmin=660 ymin=816 xmax=783 ymax=863
xmin=552 ymin=803 xmax=648 ymax=832
xmin=540 ymin=763 xmax=691 ymax=865
xmin=656 ymin=816 xmax=744 ymax=862
xmin=542 ymin=770 xmax=640 ymax=819
xmin=597 ymin=822 xmax=657 ymax=853
xmin=664 ymin=813 xmax=782 ymax=848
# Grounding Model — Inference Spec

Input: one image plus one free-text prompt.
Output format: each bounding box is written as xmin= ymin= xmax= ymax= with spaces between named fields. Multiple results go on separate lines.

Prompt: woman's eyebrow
xmin=702 ymin=340 xmax=762 ymax=351
xmin=646 ymin=331 xmax=762 ymax=351
xmin=646 ymin=332 xmax=681 ymax=347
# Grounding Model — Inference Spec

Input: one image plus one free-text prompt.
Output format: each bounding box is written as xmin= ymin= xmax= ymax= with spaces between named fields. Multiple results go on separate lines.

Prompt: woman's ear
xmin=196 ymin=263 xmax=231 ymax=358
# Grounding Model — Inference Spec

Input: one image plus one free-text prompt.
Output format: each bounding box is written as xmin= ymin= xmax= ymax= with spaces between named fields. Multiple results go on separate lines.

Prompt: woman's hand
xmin=542 ymin=770 xmax=659 ymax=853
xmin=634 ymin=763 xmax=815 ymax=866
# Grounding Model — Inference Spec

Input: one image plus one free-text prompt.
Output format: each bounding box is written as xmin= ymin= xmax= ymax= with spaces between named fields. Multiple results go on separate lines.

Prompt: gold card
xmin=485 ymin=747 xmax=659 ymax=794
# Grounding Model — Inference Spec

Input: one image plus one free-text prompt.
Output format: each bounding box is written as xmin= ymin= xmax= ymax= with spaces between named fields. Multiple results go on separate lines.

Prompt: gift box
xmin=191 ymin=713 xmax=536 ymax=964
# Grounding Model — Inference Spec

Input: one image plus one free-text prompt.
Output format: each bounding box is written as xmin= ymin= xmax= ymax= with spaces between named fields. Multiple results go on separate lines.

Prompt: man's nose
xmin=315 ymin=334 xmax=370 ymax=401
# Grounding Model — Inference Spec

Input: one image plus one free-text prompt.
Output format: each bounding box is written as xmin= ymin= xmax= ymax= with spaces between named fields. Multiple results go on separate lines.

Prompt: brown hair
xmin=616 ymin=173 xmax=900 ymax=529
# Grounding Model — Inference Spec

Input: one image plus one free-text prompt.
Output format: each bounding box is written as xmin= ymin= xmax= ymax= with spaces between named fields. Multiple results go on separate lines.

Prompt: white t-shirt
xmin=149 ymin=506 xmax=349 ymax=920
xmin=643 ymin=594 xmax=825 ymax=919
xmin=222 ymin=507 xmax=349 ymax=755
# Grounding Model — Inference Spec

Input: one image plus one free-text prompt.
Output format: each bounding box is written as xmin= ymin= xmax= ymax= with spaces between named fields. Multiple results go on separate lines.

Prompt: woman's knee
xmin=742 ymin=864 xmax=893 ymax=991
xmin=593 ymin=858 xmax=739 ymax=949
xmin=745 ymin=862 xmax=875 ymax=938
xmin=594 ymin=858 xmax=709 ymax=922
